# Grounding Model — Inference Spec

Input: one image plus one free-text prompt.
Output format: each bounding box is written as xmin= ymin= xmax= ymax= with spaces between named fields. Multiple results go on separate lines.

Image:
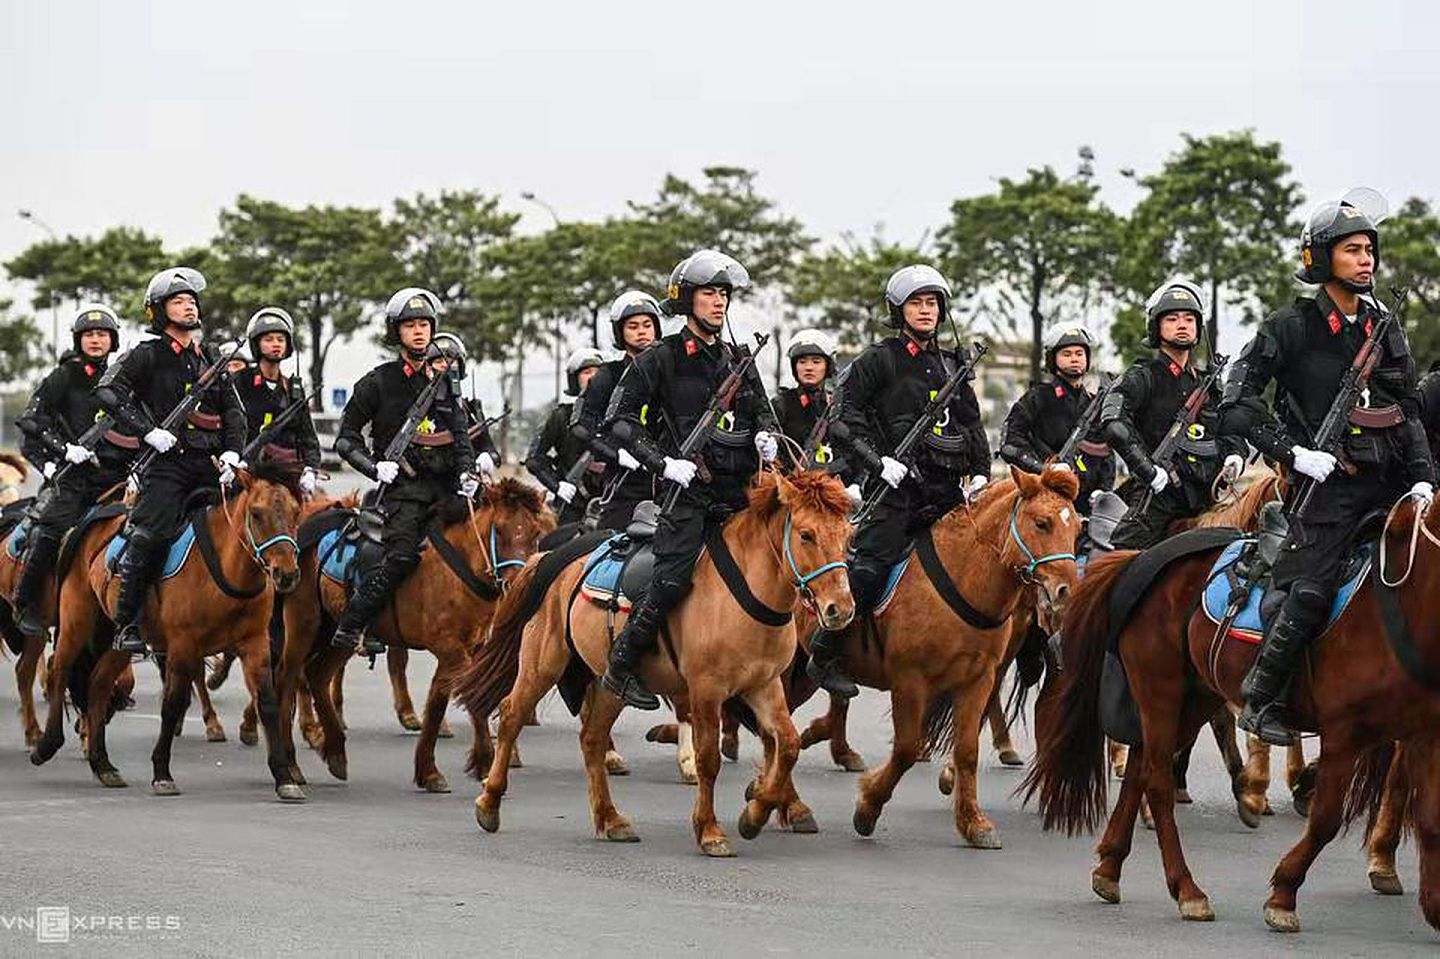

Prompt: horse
xmin=276 ymin=478 xmax=551 ymax=795
xmin=1023 ymin=493 xmax=1440 ymax=933
xmin=454 ymin=469 xmax=855 ymax=856
xmin=29 ymin=466 xmax=304 ymax=801
xmin=0 ymin=451 xmax=26 ymax=505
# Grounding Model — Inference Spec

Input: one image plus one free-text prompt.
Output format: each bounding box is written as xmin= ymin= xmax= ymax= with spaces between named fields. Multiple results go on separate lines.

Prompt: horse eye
xmin=1034 ymin=518 xmax=1050 ymax=531
xmin=800 ymin=530 xmax=816 ymax=544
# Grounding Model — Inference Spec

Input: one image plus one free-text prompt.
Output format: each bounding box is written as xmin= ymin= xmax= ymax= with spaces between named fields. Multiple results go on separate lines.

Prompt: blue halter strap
xmin=783 ymin=512 xmax=847 ymax=595
xmin=491 ymin=523 xmax=526 ymax=573
xmin=1008 ymin=498 xmax=1075 ymax=577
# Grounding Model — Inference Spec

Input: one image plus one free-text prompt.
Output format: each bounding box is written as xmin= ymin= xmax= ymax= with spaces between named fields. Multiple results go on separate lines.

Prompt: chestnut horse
xmin=276 ymin=478 xmax=551 ymax=795
xmin=455 ymin=470 xmax=855 ymax=856
xmin=1024 ymin=497 xmax=1440 ymax=933
xmin=30 ymin=467 xmax=304 ymax=800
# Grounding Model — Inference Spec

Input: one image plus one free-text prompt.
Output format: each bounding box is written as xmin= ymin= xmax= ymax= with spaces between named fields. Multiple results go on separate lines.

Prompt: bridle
xmin=780 ymin=511 xmax=848 ymax=610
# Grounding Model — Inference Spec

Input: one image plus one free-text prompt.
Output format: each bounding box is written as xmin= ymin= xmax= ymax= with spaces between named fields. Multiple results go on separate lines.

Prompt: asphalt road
xmin=0 ymin=651 xmax=1434 ymax=957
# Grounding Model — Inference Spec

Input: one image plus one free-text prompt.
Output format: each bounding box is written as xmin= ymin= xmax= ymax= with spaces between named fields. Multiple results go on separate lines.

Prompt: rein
xmin=463 ymin=492 xmax=529 ymax=594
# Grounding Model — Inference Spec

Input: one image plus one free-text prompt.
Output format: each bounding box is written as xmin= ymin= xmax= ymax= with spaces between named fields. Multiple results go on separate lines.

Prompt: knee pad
xmin=1283 ymin=578 xmax=1332 ymax=625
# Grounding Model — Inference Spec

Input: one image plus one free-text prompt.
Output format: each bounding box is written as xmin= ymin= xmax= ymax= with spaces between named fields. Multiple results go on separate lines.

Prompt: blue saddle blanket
xmin=1200 ymin=538 xmax=1370 ymax=638
xmin=579 ymin=534 xmax=629 ymax=597
xmin=318 ymin=528 xmax=364 ymax=587
xmin=104 ymin=524 xmax=198 ymax=581
xmin=5 ymin=518 xmax=31 ymax=560
xmin=873 ymin=554 xmax=910 ymax=615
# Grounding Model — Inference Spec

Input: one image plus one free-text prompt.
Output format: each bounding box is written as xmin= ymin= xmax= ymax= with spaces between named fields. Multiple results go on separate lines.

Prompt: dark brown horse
xmin=277 ymin=479 xmax=551 ymax=794
xmin=1024 ymin=497 xmax=1440 ymax=933
xmin=30 ymin=467 xmax=304 ymax=800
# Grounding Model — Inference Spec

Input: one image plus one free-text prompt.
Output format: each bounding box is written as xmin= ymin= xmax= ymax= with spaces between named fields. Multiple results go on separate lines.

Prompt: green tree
xmin=5 ymin=226 xmax=167 ymax=320
xmin=1380 ymin=197 xmax=1440 ymax=366
xmin=938 ymin=165 xmax=1118 ymax=385
xmin=0 ymin=299 xmax=46 ymax=384
xmin=789 ymin=231 xmax=925 ymax=347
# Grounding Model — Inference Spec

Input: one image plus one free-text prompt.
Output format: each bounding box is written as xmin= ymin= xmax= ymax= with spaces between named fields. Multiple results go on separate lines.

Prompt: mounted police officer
xmin=94 ymin=267 xmax=247 ymax=655
xmin=1102 ymin=279 xmax=1245 ymax=550
xmin=11 ymin=304 xmax=135 ymax=636
xmin=576 ymin=290 xmax=663 ymax=531
xmin=1221 ymin=191 xmax=1435 ymax=745
xmin=526 ymin=347 xmax=605 ymax=525
xmin=773 ymin=328 xmax=861 ymax=503
xmin=232 ymin=308 xmax=320 ymax=495
xmin=599 ymin=250 xmax=781 ymax=709
xmin=808 ymin=265 xmax=991 ymax=698
xmin=330 ymin=288 xmax=477 ymax=654
xmin=999 ymin=326 xmax=1114 ymax=515
xmin=431 ymin=332 xmax=501 ymax=479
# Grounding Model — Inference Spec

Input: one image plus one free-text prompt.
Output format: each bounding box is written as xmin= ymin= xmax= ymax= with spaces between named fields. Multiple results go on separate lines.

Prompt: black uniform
xmin=999 ymin=376 xmax=1114 ymax=514
xmin=773 ymin=383 xmax=859 ymax=483
xmin=840 ymin=334 xmax=990 ymax=613
xmin=1416 ymin=365 xmax=1440 ymax=462
xmin=1103 ymin=353 xmax=1242 ymax=549
xmin=232 ymin=364 xmax=320 ymax=468
xmin=525 ymin=401 xmax=601 ymax=525
xmin=333 ymin=357 xmax=474 ymax=637
xmin=460 ymin=394 xmax=501 ymax=464
xmin=12 ymin=352 xmax=139 ymax=618
xmin=577 ymin=358 xmax=654 ymax=531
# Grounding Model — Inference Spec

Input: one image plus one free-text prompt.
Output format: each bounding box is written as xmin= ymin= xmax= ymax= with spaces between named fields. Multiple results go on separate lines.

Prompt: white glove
xmin=126 ymin=473 xmax=139 ymax=497
xmin=475 ymin=452 xmax=497 ymax=477
xmin=966 ymin=474 xmax=989 ymax=496
xmin=555 ymin=480 xmax=577 ymax=504
xmin=1047 ymin=461 xmax=1073 ymax=473
xmin=64 ymin=443 xmax=94 ymax=465
xmin=1290 ymin=446 xmax=1338 ymax=484
xmin=1409 ymin=481 xmax=1435 ymax=507
xmin=844 ymin=483 xmax=863 ymax=507
xmin=662 ymin=456 xmax=698 ymax=488
xmin=458 ymin=472 xmax=479 ymax=498
xmin=1148 ymin=469 xmax=1170 ymax=494
xmin=42 ymin=461 xmax=57 ymax=480
xmin=218 ymin=451 xmax=245 ymax=488
xmin=144 ymin=427 xmax=178 ymax=453
xmin=879 ymin=456 xmax=908 ymax=489
xmin=299 ymin=467 xmax=317 ymax=496
xmin=616 ymin=447 xmax=641 ymax=471
xmin=375 ymin=460 xmax=400 ymax=484
xmin=754 ymin=430 xmax=778 ymax=463
xmin=1221 ymin=453 xmax=1245 ymax=480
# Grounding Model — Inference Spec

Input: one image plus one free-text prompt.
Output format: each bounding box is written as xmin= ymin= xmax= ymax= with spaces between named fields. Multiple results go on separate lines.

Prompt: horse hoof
xmin=838 ymin=752 xmax=867 ymax=773
xmin=437 ymin=720 xmax=455 ymax=740
xmin=276 ymin=784 xmax=307 ymax=803
xmin=798 ymin=728 xmax=822 ymax=750
xmin=1264 ymin=905 xmax=1300 ymax=933
xmin=997 ymin=748 xmax=1024 ymax=767
xmin=151 ymin=780 xmax=181 ymax=797
xmin=1292 ymin=793 xmax=1311 ymax=818
xmin=96 ymin=770 xmax=127 ymax=788
xmin=787 ymin=809 xmax=819 ymax=834
xmin=721 ymin=735 xmax=739 ymax=762
xmin=507 ymin=752 xmax=523 ymax=769
xmin=604 ymin=752 xmax=629 ymax=776
xmin=398 ymin=711 xmax=422 ymax=732
xmin=1092 ymin=873 xmax=1120 ymax=904
xmin=700 ymin=837 xmax=735 ymax=858
xmin=1236 ymin=798 xmax=1262 ymax=830
xmin=1369 ymin=870 xmax=1404 ymax=896
xmin=289 ymin=767 xmax=308 ymax=786
xmin=475 ymin=800 xmax=500 ymax=833
xmin=965 ymin=827 xmax=1003 ymax=850
xmin=24 ymin=729 xmax=41 ymax=749
xmin=852 ymin=806 xmax=877 ymax=837
xmin=326 ymin=755 xmax=348 ymax=781
xmin=680 ymin=770 xmax=698 ymax=786
xmin=212 ymin=727 xmax=232 ymax=744
xmin=1175 ymin=788 xmax=1192 ymax=804
xmin=1112 ymin=763 xmax=1126 ymax=780
xmin=422 ymin=774 xmax=451 ymax=794
xmin=644 ymin=724 xmax=674 ymax=744
xmin=302 ymin=728 xmax=324 ymax=752
xmin=737 ymin=810 xmax=762 ymax=841
xmin=1262 ymin=800 xmax=1275 ymax=816
xmin=604 ymin=822 xmax=639 ymax=842
xmin=744 ymin=781 xmax=756 ymax=802
xmin=938 ymin=768 xmax=955 ymax=796
xmin=1179 ymin=897 xmax=1215 ymax=921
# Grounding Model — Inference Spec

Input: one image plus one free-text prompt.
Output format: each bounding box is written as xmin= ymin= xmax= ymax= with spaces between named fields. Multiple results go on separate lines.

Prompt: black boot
xmin=806 ymin=626 xmax=858 ymax=699
xmin=13 ymin=531 xmax=60 ymax=638
xmin=112 ymin=529 xmax=166 ymax=655
xmin=332 ymin=560 xmax=408 ymax=654
xmin=601 ymin=593 xmax=666 ymax=711
xmin=1237 ymin=590 xmax=1322 ymax=747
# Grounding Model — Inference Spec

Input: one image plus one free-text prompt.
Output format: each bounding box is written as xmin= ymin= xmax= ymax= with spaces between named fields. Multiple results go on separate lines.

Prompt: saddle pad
xmin=104 ymin=524 xmax=198 ymax=581
xmin=873 ymin=553 xmax=912 ymax=616
xmin=579 ymin=534 xmax=632 ymax=610
xmin=318 ymin=527 xmax=362 ymax=587
xmin=1201 ymin=537 xmax=1370 ymax=643
xmin=5 ymin=518 xmax=30 ymax=559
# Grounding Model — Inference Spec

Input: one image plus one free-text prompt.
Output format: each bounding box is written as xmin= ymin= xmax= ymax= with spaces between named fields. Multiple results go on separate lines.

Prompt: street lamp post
xmin=17 ymin=209 xmax=60 ymax=361
xmin=520 ymin=192 xmax=566 ymax=404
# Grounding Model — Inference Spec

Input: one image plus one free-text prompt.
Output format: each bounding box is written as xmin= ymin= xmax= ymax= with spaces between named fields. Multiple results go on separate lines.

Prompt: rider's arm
xmin=15 ymin=366 xmax=70 ymax=467
xmin=214 ymin=371 xmax=247 ymax=456
xmin=953 ymin=376 xmax=991 ymax=477
xmin=93 ymin=347 xmax=159 ymax=437
xmin=836 ymin=346 xmax=888 ymax=473
xmin=1218 ymin=319 xmax=1296 ymax=469
xmin=1374 ymin=322 xmax=1438 ymax=486
xmin=334 ymin=371 xmax=380 ymax=479
xmin=998 ymin=387 xmax=1046 ymax=474
xmin=1102 ymin=361 xmax=1158 ymax=482
xmin=290 ymin=381 xmax=323 ymax=470
xmin=441 ymin=380 xmax=474 ymax=467
xmin=524 ymin=406 xmax=565 ymax=494
xmin=605 ymin=349 xmax=667 ymax=474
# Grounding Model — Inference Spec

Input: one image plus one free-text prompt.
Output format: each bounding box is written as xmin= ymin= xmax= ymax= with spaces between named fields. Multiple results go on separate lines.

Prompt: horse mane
xmin=302 ymin=490 xmax=357 ymax=521
xmin=434 ymin=477 xmax=551 ymax=528
xmin=749 ymin=469 xmax=852 ymax=518
xmin=0 ymin=451 xmax=28 ymax=480
xmin=1193 ymin=470 xmax=1283 ymax=531
xmin=243 ymin=460 xmax=305 ymax=503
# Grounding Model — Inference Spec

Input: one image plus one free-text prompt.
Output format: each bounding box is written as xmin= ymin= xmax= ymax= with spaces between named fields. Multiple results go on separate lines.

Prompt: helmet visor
xmin=678 ymin=250 xmax=751 ymax=292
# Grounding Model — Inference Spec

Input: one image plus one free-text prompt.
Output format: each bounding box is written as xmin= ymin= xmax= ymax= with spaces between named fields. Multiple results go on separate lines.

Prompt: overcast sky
xmin=3 ymin=0 xmax=1436 ymax=407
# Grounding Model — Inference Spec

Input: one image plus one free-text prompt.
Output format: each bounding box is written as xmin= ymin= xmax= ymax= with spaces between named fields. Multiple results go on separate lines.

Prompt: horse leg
xmin=239 ymin=697 xmax=259 ymax=747
xmin=645 ymin=722 xmax=680 ymax=744
xmin=987 ymin=684 xmax=1023 ymax=767
xmin=1404 ymin=736 xmax=1440 ymax=931
xmin=298 ymin=678 xmax=324 ymax=751
xmin=1093 ymin=743 xmax=1148 ymax=903
xmin=736 ymin=678 xmax=803 ymax=842
xmin=237 ymin=639 xmax=304 ymax=802
xmin=85 ymin=650 xmax=132 ymax=788
xmin=413 ymin=648 xmax=464 ymax=793
xmin=676 ymin=720 xmax=697 ymax=785
xmin=1172 ymin=742 xmax=1195 ymax=804
xmin=192 ymin=675 xmax=226 ymax=742
xmin=1208 ymin=709 xmax=1261 ymax=827
xmin=1264 ymin=737 xmax=1359 ymax=932
xmin=579 ymin=695 xmax=625 ymax=776
xmin=951 ymin=671 xmax=1004 ymax=848
xmin=151 ymin=658 xmax=196 ymax=795
xmin=474 ymin=633 xmax=564 ymax=833
xmin=33 ymin=598 xmax=99 ymax=765
xmin=387 ymin=645 xmax=421 ymax=731
xmin=17 ymin=633 xmax=43 ymax=747
xmin=826 ymin=692 xmax=866 ymax=772
xmin=853 ymin=677 xmax=925 ymax=837
xmin=1109 ymin=739 xmax=1128 ymax=779
xmin=1244 ymin=733 xmax=1275 ymax=816
xmin=1288 ymin=742 xmax=1316 ymax=817
xmin=721 ymin=707 xmax=740 ymax=762
xmin=205 ymin=650 xmax=235 ymax=690
xmin=688 ymin=691 xmax=731 ymax=857
xmin=1366 ymin=743 xmax=1409 ymax=896
xmin=309 ymin=649 xmax=350 ymax=781
xmin=1141 ymin=702 xmax=1215 ymax=921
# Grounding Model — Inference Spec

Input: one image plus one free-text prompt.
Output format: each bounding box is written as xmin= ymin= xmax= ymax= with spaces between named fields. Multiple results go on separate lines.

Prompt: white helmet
xmin=884 ymin=265 xmax=951 ymax=327
xmin=787 ymin=328 xmax=837 ymax=378
xmin=564 ymin=347 xmax=605 ymax=396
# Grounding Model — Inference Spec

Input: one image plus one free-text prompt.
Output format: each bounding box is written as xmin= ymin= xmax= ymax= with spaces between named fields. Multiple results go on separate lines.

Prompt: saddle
xmin=310 ymin=507 xmax=386 ymax=590
xmin=579 ymin=502 xmax=658 ymax=611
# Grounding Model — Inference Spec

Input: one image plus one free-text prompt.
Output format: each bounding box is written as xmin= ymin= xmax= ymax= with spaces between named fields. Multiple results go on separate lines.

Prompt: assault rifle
xmin=852 ymin=342 xmax=988 ymax=526
xmin=1054 ymin=374 xmax=1116 ymax=466
xmin=129 ymin=340 xmax=247 ymax=483
xmin=376 ymin=348 xmax=449 ymax=496
xmin=1133 ymin=353 xmax=1229 ymax=516
xmin=800 ymin=363 xmax=855 ymax=469
xmin=240 ymin=390 xmax=313 ymax=463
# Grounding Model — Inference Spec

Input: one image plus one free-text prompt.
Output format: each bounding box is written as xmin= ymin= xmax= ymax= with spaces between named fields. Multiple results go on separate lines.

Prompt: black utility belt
xmin=1174 ymin=436 xmax=1218 ymax=458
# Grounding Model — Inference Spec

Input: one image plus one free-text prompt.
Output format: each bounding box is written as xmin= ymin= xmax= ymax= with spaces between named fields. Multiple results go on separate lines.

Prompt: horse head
xmin=478 ymin=478 xmax=553 ymax=586
xmin=759 ymin=469 xmax=855 ymax=631
xmin=232 ymin=464 xmax=303 ymax=594
xmin=1006 ymin=465 xmax=1081 ymax=633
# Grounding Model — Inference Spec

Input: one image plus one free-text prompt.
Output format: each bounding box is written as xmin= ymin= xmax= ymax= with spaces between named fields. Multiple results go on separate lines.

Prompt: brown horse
xmin=277 ymin=478 xmax=551 ymax=795
xmin=30 ymin=467 xmax=304 ymax=800
xmin=1024 ymin=496 xmax=1440 ymax=932
xmin=455 ymin=470 xmax=855 ymax=856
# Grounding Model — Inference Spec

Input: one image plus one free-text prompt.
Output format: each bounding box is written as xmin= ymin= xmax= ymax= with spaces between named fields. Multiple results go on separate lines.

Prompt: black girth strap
xmin=915 ymin=527 xmax=1004 ymax=631
xmin=192 ymin=509 xmax=265 ymax=600
xmin=426 ymin=526 xmax=502 ymax=602
xmin=705 ymin=526 xmax=792 ymax=628
xmin=1371 ymin=563 xmax=1440 ymax=691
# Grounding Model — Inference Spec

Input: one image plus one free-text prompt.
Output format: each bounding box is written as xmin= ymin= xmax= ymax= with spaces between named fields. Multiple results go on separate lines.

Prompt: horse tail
xmin=919 ymin=692 xmax=955 ymax=759
xmin=1020 ymin=549 xmax=1137 ymax=835
xmin=1347 ymin=740 xmax=1400 ymax=836
xmin=452 ymin=558 xmax=546 ymax=727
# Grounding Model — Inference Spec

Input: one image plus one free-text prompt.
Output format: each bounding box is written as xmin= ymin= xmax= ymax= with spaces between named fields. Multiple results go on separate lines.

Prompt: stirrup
xmin=330 ymin=626 xmax=363 ymax=651
xmin=14 ymin=605 xmax=48 ymax=639
xmin=1237 ymin=700 xmax=1296 ymax=747
xmin=601 ymin=669 xmax=660 ymax=711
xmin=113 ymin=624 xmax=147 ymax=656
xmin=806 ymin=656 xmax=859 ymax=700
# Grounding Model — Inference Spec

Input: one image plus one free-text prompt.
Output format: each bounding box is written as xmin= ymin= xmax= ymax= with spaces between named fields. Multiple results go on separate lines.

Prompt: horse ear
xmin=1011 ymin=465 xmax=1040 ymax=498
xmin=770 ymin=469 xmax=792 ymax=508
xmin=235 ymin=468 xmax=255 ymax=492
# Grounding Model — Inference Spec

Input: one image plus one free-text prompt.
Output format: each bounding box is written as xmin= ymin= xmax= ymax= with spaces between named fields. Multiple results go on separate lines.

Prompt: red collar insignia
xmin=799 ymin=392 xmax=810 ymax=407
xmin=84 ymin=363 xmax=95 ymax=376
xmin=684 ymin=337 xmax=698 ymax=356
xmin=1327 ymin=311 xmax=1342 ymax=335
xmin=170 ymin=339 xmax=183 ymax=354
xmin=1168 ymin=361 xmax=1182 ymax=377
xmin=253 ymin=374 xmax=263 ymax=387
xmin=905 ymin=340 xmax=920 ymax=357
xmin=1054 ymin=384 xmax=1066 ymax=398
xmin=403 ymin=363 xmax=416 ymax=377
xmin=1364 ymin=317 xmax=1374 ymax=337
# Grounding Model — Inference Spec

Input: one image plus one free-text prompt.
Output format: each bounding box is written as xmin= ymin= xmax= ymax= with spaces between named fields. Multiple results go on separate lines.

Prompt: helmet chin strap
xmin=693 ymin=314 xmax=724 ymax=335
xmin=1337 ymin=276 xmax=1374 ymax=294
xmin=904 ymin=321 xmax=936 ymax=342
